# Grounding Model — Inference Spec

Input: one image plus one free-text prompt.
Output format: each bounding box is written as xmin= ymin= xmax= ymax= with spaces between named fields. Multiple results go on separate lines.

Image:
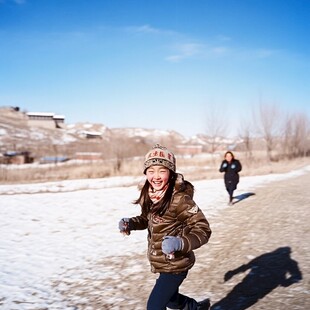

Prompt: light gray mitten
xmin=162 ymin=236 xmax=183 ymax=254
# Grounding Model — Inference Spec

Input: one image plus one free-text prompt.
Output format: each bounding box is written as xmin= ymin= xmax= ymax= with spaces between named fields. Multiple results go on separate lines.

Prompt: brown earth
xmin=55 ymin=169 xmax=310 ymax=309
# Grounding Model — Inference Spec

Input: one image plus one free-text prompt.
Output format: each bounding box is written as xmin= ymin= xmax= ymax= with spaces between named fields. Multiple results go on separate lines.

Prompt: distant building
xmin=1 ymin=151 xmax=34 ymax=165
xmin=27 ymin=112 xmax=65 ymax=129
xmin=176 ymin=145 xmax=203 ymax=156
xmin=82 ymin=131 xmax=103 ymax=139
xmin=75 ymin=152 xmax=103 ymax=161
xmin=39 ymin=156 xmax=69 ymax=164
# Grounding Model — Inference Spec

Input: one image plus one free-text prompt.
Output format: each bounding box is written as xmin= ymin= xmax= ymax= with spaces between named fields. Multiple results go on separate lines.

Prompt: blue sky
xmin=0 ymin=0 xmax=309 ymax=137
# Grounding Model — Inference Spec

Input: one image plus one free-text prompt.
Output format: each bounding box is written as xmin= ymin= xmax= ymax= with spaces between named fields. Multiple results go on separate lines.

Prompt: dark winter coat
xmin=219 ymin=159 xmax=242 ymax=189
xmin=129 ymin=174 xmax=211 ymax=274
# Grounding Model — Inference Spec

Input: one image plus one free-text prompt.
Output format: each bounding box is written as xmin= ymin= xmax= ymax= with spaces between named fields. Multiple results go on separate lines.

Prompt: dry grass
xmin=1 ymin=151 xmax=309 ymax=185
xmin=178 ymin=152 xmax=310 ymax=181
xmin=0 ymin=157 xmax=145 ymax=184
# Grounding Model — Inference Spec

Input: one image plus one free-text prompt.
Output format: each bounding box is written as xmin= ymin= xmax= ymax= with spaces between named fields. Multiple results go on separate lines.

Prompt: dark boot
xmin=197 ymin=298 xmax=211 ymax=310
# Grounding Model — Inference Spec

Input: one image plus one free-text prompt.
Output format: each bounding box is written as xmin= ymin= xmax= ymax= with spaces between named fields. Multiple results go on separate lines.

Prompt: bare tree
xmin=111 ymin=136 xmax=143 ymax=173
xmin=282 ymin=113 xmax=293 ymax=158
xmin=282 ymin=112 xmax=310 ymax=158
xmin=253 ymin=103 xmax=281 ymax=161
xmin=238 ymin=120 xmax=253 ymax=161
xmin=205 ymin=104 xmax=228 ymax=154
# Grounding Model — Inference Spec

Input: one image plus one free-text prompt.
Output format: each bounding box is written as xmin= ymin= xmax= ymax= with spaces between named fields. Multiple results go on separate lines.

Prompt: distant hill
xmin=0 ymin=106 xmax=240 ymax=161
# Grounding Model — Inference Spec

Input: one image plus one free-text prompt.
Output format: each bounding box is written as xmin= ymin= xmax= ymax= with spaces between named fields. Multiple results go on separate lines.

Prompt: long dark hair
xmin=133 ymin=171 xmax=177 ymax=216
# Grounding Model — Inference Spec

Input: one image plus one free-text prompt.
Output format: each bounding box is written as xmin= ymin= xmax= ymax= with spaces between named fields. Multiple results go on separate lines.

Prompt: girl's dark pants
xmin=226 ymin=181 xmax=236 ymax=202
xmin=147 ymin=271 xmax=198 ymax=310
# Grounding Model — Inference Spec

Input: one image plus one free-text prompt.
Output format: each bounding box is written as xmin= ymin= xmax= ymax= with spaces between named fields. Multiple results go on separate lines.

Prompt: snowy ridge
xmin=0 ymin=176 xmax=144 ymax=195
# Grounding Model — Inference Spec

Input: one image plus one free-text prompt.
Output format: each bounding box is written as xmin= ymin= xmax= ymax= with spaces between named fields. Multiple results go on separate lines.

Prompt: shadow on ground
xmin=233 ymin=192 xmax=256 ymax=205
xmin=211 ymin=247 xmax=302 ymax=310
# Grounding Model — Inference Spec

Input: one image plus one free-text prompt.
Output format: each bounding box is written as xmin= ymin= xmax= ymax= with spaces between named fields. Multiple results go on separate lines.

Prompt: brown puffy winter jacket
xmin=130 ymin=174 xmax=211 ymax=273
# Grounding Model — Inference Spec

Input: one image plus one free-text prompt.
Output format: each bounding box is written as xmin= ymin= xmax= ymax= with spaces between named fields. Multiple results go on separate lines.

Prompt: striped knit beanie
xmin=144 ymin=144 xmax=176 ymax=174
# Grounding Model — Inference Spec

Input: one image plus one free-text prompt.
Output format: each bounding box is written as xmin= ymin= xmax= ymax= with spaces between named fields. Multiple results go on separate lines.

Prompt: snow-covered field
xmin=1 ymin=166 xmax=309 ymax=309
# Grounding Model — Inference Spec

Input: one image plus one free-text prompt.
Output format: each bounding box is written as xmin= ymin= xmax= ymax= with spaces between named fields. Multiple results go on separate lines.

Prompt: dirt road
xmin=186 ymin=169 xmax=310 ymax=310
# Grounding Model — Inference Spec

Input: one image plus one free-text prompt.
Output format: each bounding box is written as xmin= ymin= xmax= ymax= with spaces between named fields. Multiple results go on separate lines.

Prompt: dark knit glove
xmin=162 ymin=236 xmax=184 ymax=254
xmin=118 ymin=218 xmax=132 ymax=235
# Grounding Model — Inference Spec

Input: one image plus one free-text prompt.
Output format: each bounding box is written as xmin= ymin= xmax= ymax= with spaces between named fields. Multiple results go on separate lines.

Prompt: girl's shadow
xmin=233 ymin=192 xmax=255 ymax=204
xmin=211 ymin=247 xmax=302 ymax=310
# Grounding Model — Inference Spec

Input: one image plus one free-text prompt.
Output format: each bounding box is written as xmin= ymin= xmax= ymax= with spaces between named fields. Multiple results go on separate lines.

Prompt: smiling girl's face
xmin=146 ymin=165 xmax=170 ymax=191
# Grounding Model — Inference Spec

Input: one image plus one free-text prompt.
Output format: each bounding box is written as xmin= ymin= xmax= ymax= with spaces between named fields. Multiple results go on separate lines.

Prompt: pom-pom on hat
xmin=144 ymin=144 xmax=176 ymax=174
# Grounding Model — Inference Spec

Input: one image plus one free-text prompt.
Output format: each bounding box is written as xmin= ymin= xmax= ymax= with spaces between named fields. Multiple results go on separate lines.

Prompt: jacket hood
xmin=174 ymin=173 xmax=194 ymax=199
